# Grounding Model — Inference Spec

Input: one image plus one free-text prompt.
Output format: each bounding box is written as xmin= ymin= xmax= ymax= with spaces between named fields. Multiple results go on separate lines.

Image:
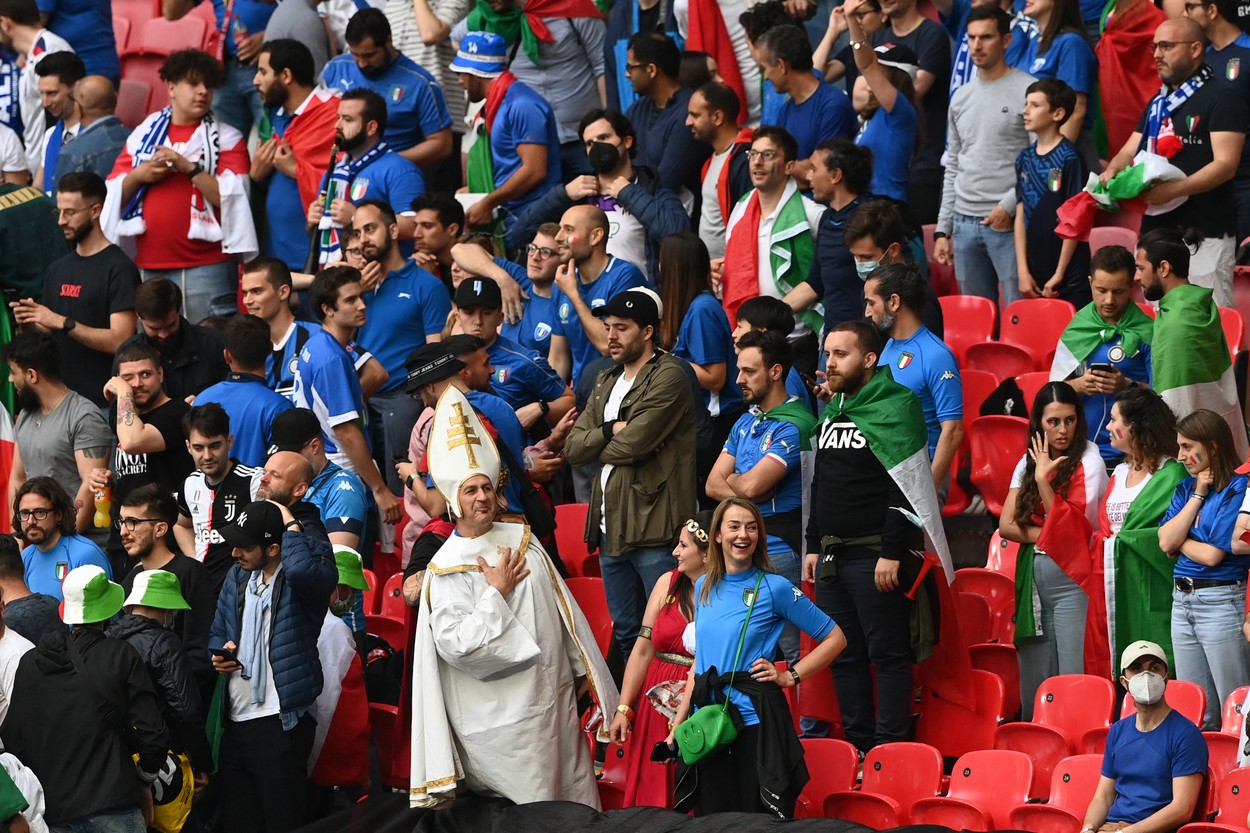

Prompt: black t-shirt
xmin=110 ymin=398 xmax=194 ymax=514
xmin=1206 ymin=41 xmax=1250 ymax=177
xmin=1138 ymin=73 xmax=1248 ymax=239
xmin=42 ymin=245 xmax=140 ymax=407
xmin=871 ymin=20 xmax=952 ymax=174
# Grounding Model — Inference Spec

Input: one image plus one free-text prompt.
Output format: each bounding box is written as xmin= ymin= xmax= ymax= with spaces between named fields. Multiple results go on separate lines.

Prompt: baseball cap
xmin=267 ymin=408 xmax=322 ymax=455
xmin=123 ymin=569 xmax=191 ymax=611
xmin=449 ymin=32 xmax=507 ymax=78
xmin=334 ymin=546 xmax=371 ymax=591
xmin=405 ymin=343 xmax=465 ymax=393
xmin=875 ymin=44 xmax=920 ymax=80
xmin=62 ymin=565 xmax=125 ymax=625
xmin=219 ymin=501 xmax=285 ymax=550
xmin=593 ymin=288 xmax=661 ymax=329
xmin=1120 ymin=639 xmax=1168 ymax=673
xmin=454 ymin=277 xmax=502 ymax=310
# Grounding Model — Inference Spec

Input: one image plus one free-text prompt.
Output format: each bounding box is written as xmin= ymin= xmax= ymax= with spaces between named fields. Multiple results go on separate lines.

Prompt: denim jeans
xmin=953 ymin=212 xmax=1020 ymax=309
xmin=816 ymin=553 xmax=913 ymax=752
xmin=141 ymin=262 xmax=238 ymax=324
xmin=1017 ymin=552 xmax=1088 ymax=720
xmin=769 ymin=546 xmax=802 ymax=666
xmin=50 ymin=809 xmax=145 ymax=833
xmin=367 ymin=389 xmax=423 ymax=495
xmin=212 ymin=59 xmax=263 ymax=137
xmin=599 ymin=540 xmax=676 ymax=658
xmin=1172 ymin=582 xmax=1250 ymax=730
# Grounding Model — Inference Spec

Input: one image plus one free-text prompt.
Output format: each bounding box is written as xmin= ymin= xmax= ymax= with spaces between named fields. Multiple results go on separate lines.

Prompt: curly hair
xmin=1114 ymin=388 xmax=1177 ymax=473
xmin=1013 ymin=382 xmax=1089 ymax=528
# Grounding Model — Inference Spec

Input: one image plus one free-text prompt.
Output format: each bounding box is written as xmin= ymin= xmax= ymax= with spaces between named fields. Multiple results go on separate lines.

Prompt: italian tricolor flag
xmin=1153 ymin=284 xmax=1249 ymax=460
xmin=1050 ymin=302 xmax=1154 ymax=382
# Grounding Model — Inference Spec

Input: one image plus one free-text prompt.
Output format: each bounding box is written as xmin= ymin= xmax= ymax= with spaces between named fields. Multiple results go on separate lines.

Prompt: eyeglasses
xmin=746 ymin=149 xmax=780 ymax=161
xmin=115 ymin=517 xmax=163 ymax=531
xmin=1182 ymin=2 xmax=1206 ymax=10
xmin=16 ymin=508 xmax=52 ymax=521
xmin=1150 ymin=39 xmax=1199 ymax=52
xmin=624 ymin=62 xmax=649 ymax=73
xmin=685 ymin=519 xmax=709 ymax=544
xmin=527 ymin=244 xmax=558 ymax=259
xmin=56 ymin=205 xmax=98 ymax=219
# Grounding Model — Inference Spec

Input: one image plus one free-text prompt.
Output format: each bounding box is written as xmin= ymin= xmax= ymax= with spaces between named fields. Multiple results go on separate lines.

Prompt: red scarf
xmin=277 ymin=89 xmax=341 ymax=211
xmin=1096 ymin=0 xmax=1165 ymax=155
xmin=687 ymin=0 xmax=748 ymax=117
xmin=721 ymin=191 xmax=761 ymax=325
xmin=485 ymin=71 xmax=519 ymax=132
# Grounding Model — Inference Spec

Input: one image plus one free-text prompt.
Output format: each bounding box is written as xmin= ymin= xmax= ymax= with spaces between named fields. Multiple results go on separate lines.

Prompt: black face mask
xmin=587 ymin=142 xmax=621 ymax=175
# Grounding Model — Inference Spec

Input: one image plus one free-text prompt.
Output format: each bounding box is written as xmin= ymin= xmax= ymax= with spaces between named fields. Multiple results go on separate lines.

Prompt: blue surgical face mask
xmin=855 ymin=260 xmax=880 ymax=281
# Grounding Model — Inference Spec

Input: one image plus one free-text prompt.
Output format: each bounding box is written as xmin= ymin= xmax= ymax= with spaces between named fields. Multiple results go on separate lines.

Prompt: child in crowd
xmin=1014 ymin=78 xmax=1092 ymax=308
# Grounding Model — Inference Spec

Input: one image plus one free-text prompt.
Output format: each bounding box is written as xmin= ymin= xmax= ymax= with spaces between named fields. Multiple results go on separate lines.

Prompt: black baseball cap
xmin=593 ymin=288 xmax=660 ymax=329
xmin=267 ymin=408 xmax=322 ymax=455
xmin=454 ymin=278 xmax=502 ymax=310
xmin=405 ymin=343 xmax=465 ymax=393
xmin=219 ymin=501 xmax=285 ymax=549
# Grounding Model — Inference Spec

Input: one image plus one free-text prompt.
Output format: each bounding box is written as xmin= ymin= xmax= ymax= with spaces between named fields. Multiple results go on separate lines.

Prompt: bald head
xmin=556 ymin=204 xmax=610 ymax=265
xmin=258 ymin=451 xmax=315 ymax=505
xmin=75 ymin=76 xmax=116 ymax=123
xmin=1154 ymin=18 xmax=1206 ymax=85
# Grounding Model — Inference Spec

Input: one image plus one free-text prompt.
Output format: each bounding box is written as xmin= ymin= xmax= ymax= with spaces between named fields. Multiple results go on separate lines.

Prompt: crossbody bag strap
xmin=721 ymin=571 xmax=765 ymax=712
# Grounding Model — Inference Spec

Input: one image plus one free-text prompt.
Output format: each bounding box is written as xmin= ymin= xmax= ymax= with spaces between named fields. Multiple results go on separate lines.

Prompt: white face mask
xmin=1126 ymin=670 xmax=1166 ymax=706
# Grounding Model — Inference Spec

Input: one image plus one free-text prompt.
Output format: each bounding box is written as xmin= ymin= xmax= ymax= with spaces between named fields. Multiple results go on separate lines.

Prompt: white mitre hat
xmin=427 ymin=385 xmax=501 ymax=517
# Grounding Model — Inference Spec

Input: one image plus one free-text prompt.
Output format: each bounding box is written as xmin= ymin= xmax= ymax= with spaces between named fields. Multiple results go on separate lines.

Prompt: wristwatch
xmin=933 ymin=231 xmax=949 ymax=241
xmin=851 ymin=40 xmax=865 ymax=50
xmin=62 ymin=316 xmax=76 ymax=333
xmin=405 ymin=473 xmax=417 ymax=492
xmin=188 ymin=160 xmax=205 ymax=178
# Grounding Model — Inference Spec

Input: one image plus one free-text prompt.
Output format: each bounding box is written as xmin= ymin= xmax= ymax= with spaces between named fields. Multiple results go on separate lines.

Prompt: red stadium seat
xmin=565 ymin=577 xmax=613 ymax=659
xmin=554 ymin=503 xmax=594 ymax=577
xmin=1094 ymin=207 xmax=1143 ymax=233
xmin=967 ymin=415 xmax=1029 ymax=517
xmin=1178 ymin=766 xmax=1250 ymax=833
xmin=116 ymin=78 xmax=151 ymax=129
xmin=1221 ymin=307 xmax=1244 ymax=357
xmin=962 ymin=368 xmax=1000 ymax=419
xmin=966 ymin=342 xmax=1037 ymax=383
xmin=796 ymin=661 xmax=844 ymax=737
xmin=939 ymin=295 xmax=997 ymax=366
xmin=952 ymin=568 xmax=1016 ymax=644
xmin=1001 ymin=298 xmax=1077 ymax=371
xmin=362 ymin=568 xmax=379 ymax=614
xmin=1222 ymin=686 xmax=1250 ymax=737
xmin=1015 ymin=371 xmax=1052 ymax=413
xmin=970 ymin=642 xmax=1021 ymax=720
xmin=1206 ymin=732 xmax=1241 ymax=800
xmin=113 ymin=0 xmax=158 ymax=36
xmin=985 ymin=531 xmax=1019 ymax=581
xmin=113 ymin=16 xmax=132 ymax=54
xmin=957 ymin=593 xmax=993 ymax=646
xmin=1008 ymin=754 xmax=1105 ymax=833
xmin=1080 ymin=725 xmax=1109 ymax=755
xmin=597 ymin=737 xmax=632 ymax=810
xmin=1089 ymin=226 xmax=1139 ymax=256
xmin=915 ymin=669 xmax=1007 ymax=758
xmin=794 ymin=738 xmax=860 ymax=819
xmin=911 ymin=749 xmax=1033 ymax=831
xmin=1121 ymin=680 xmax=1206 ymax=727
xmin=825 ymin=742 xmax=944 ymax=827
xmin=120 ymin=53 xmax=169 ymax=111
xmin=365 ymin=614 xmax=405 ymax=660
xmin=924 ymin=224 xmax=959 ymax=297
xmin=121 ymin=16 xmax=213 ymax=111
xmin=379 ymin=572 xmax=405 ymax=619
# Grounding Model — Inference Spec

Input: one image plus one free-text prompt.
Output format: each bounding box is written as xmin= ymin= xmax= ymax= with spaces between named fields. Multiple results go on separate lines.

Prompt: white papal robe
xmin=409 ymin=522 xmax=619 ymax=809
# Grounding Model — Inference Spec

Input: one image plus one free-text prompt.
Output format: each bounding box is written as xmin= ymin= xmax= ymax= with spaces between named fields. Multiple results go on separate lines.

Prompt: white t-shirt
xmin=19 ymin=29 xmax=72 ymax=175
xmin=750 ymin=183 xmax=823 ymax=338
xmin=1103 ymin=462 xmax=1153 ymax=536
xmin=227 ymin=573 xmax=282 ymax=721
xmin=1009 ymin=443 xmax=1109 ymax=552
xmin=604 ymin=204 xmax=646 ymax=271
xmin=699 ymin=146 xmax=732 ymax=259
xmin=599 ymin=371 xmax=636 ymax=535
xmin=0 ymin=628 xmax=33 ymax=726
xmin=0 ymin=124 xmax=26 ymax=175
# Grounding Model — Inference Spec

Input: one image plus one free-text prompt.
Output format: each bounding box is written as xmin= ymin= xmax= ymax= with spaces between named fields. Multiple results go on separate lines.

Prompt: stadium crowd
xmin=0 ymin=0 xmax=1247 ymax=828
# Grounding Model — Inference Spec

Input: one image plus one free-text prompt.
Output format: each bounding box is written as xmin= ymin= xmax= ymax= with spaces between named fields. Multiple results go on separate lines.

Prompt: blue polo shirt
xmin=723 ymin=405 xmax=805 ymax=553
xmin=486 ymin=334 xmax=566 ymax=412
xmin=195 ymin=372 xmax=294 ymax=468
xmin=770 ymin=75 xmax=856 ymax=160
xmin=880 ymin=328 xmax=962 ymax=458
xmin=551 ymin=256 xmax=648 ymax=385
xmin=1103 ymin=710 xmax=1207 ymax=824
xmin=1163 ymin=474 xmax=1249 ymax=581
xmin=264 ymin=108 xmax=310 ymax=270
xmin=293 ymin=329 xmax=369 ymax=457
xmin=198 ymin=0 xmax=276 ymax=61
xmin=307 ymin=460 xmax=368 ymax=539
xmin=672 ymin=291 xmax=742 ymax=418
xmin=493 ymin=258 xmax=558 ymax=360
xmin=37 ymin=0 xmax=119 ymax=80
xmin=1079 ymin=337 xmax=1152 ymax=463
xmin=806 ymin=199 xmax=863 ymax=330
xmin=856 ymin=94 xmax=917 ymax=202
xmin=22 ymin=534 xmax=111 ymax=600
xmin=358 ymin=262 xmax=451 ymax=394
xmin=320 ymin=53 xmax=452 ymax=153
xmin=491 ymin=81 xmax=563 ymax=215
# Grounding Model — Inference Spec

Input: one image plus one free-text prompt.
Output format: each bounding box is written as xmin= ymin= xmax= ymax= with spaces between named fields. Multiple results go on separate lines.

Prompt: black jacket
xmin=107 ymin=613 xmax=214 ymax=775
xmin=117 ymin=319 xmax=228 ymax=401
xmin=1 ymin=627 xmax=169 ymax=824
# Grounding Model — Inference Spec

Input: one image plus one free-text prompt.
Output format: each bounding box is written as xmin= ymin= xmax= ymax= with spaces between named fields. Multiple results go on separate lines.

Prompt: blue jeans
xmin=769 ymin=546 xmax=802 ymax=666
xmin=599 ymin=540 xmax=675 ymax=658
xmin=213 ymin=58 xmax=262 ymax=137
xmin=1017 ymin=553 xmax=1087 ymax=720
xmin=51 ymin=809 xmax=145 ymax=833
xmin=1172 ymin=582 xmax=1250 ymax=730
xmin=953 ymin=212 xmax=1020 ymax=309
xmin=141 ymin=262 xmax=238 ymax=324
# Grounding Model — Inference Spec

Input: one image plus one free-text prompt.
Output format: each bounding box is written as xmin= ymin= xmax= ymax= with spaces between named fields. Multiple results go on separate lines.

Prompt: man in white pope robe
xmin=410 ymin=384 xmax=618 ymax=809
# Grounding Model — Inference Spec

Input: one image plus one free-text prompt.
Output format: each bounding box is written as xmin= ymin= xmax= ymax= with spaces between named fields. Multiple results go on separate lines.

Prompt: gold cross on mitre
xmin=447 ymin=402 xmax=482 ymax=467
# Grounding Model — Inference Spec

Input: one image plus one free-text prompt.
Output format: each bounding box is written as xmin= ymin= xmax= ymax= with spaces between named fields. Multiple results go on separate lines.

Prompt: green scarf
xmin=465 ymin=2 xmax=542 ymax=66
xmin=1060 ymin=301 xmax=1154 ymax=366
xmin=768 ymin=191 xmax=819 ymax=336
xmin=761 ymin=398 xmax=817 ymax=451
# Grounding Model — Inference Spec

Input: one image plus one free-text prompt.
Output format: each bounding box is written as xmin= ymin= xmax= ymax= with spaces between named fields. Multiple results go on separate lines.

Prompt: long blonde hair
xmin=699 ymin=497 xmax=776 ymax=606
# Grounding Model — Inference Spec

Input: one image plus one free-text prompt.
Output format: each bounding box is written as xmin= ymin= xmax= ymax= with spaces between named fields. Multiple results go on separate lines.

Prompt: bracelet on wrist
xmin=616 ymin=703 xmax=634 ymax=719
xmin=1192 ymin=493 xmax=1206 ymax=502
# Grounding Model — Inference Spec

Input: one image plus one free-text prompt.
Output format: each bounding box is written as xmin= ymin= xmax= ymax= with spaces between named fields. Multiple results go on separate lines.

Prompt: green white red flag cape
xmin=1050 ymin=301 xmax=1154 ymax=382
xmin=1153 ymin=283 xmax=1249 ymax=460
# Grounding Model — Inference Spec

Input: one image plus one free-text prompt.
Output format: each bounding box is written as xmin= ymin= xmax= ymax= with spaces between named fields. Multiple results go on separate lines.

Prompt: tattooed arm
xmin=74 ymin=445 xmax=110 ymax=532
xmin=104 ymin=377 xmax=169 ymax=455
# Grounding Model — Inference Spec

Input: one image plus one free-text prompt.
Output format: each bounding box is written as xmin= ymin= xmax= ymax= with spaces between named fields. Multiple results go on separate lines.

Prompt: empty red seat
xmin=597 ymin=736 xmax=632 ymax=809
xmin=962 ymin=368 xmax=1000 ymax=419
xmin=566 ymin=577 xmax=613 ymax=659
xmin=131 ymin=14 xmax=209 ymax=56
xmin=970 ymin=642 xmax=1021 ymax=720
xmin=967 ymin=415 xmax=1029 ymax=516
xmin=1178 ymin=766 xmax=1250 ymax=833
xmin=911 ymin=749 xmax=1033 ymax=830
xmin=939 ymin=295 xmax=997 ymax=366
xmin=116 ymin=78 xmax=151 ymax=129
xmin=554 ymin=502 xmax=594 ymax=577
xmin=952 ymin=567 xmax=1017 ymax=644
xmin=1205 ymin=731 xmax=1241 ymax=800
xmin=113 ymin=16 xmax=133 ymax=54
xmin=796 ymin=661 xmax=844 ymax=737
xmin=915 ymin=669 xmax=1006 ymax=759
xmin=794 ymin=738 xmax=860 ymax=819
xmin=1001 ymin=298 xmax=1077 ymax=370
xmin=379 ymin=572 xmax=405 ymax=619
xmin=1008 ymin=754 xmax=1105 ymax=833
xmin=825 ymin=741 xmax=944 ymax=827
xmin=361 ymin=568 xmax=379 ymax=614
xmin=1015 ymin=371 xmax=1052 ymax=413
xmin=1089 ymin=226 xmax=1138 ymax=256
xmin=1222 ymin=686 xmax=1250 ymax=737
xmin=1221 ymin=307 xmax=1244 ymax=357
xmin=966 ymin=341 xmax=1036 ymax=382
xmin=985 ymin=531 xmax=1019 ymax=581
xmin=957 ymin=592 xmax=993 ymax=646
xmin=1121 ymin=680 xmax=1206 ymax=727
xmin=120 ymin=54 xmax=169 ymax=112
